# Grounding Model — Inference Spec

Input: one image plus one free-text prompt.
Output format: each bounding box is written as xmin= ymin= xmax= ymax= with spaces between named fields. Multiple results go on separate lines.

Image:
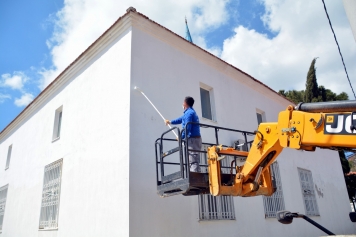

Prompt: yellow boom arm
xmin=207 ymin=101 xmax=356 ymax=197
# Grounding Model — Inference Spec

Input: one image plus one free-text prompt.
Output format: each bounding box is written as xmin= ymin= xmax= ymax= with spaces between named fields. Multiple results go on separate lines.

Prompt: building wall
xmin=0 ymin=28 xmax=132 ymax=237
xmin=343 ymin=0 xmax=356 ymax=42
xmin=129 ymin=25 xmax=356 ymax=237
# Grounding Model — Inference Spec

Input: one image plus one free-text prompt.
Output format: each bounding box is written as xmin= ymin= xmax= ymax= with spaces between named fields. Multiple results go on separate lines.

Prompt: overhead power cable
xmin=321 ymin=0 xmax=356 ymax=99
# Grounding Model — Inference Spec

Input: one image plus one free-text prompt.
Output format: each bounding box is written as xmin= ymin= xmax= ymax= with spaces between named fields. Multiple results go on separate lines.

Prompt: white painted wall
xmin=129 ymin=25 xmax=356 ymax=237
xmin=0 ymin=28 xmax=132 ymax=237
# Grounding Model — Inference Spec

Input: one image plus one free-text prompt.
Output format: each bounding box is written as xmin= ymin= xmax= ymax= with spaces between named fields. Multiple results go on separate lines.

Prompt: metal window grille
xmin=0 ymin=185 xmax=8 ymax=232
xmin=198 ymin=194 xmax=235 ymax=220
xmin=263 ymin=162 xmax=285 ymax=218
xmin=298 ymin=168 xmax=320 ymax=216
xmin=198 ymin=145 xmax=235 ymax=220
xmin=5 ymin=145 xmax=12 ymax=169
xmin=199 ymin=145 xmax=234 ymax=174
xmin=39 ymin=159 xmax=63 ymax=229
xmin=200 ymin=88 xmax=213 ymax=120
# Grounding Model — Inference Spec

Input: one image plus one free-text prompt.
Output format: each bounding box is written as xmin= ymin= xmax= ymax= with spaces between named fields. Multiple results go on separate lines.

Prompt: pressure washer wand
xmin=134 ymin=86 xmax=178 ymax=139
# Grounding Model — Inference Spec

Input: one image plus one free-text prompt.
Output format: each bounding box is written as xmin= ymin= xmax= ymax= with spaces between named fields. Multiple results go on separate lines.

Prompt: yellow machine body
xmin=207 ymin=104 xmax=356 ymax=197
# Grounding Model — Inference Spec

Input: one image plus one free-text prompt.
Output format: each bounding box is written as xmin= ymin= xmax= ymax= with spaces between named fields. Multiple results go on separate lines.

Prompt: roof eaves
xmin=133 ymin=11 xmax=295 ymax=106
xmin=0 ymin=7 xmax=295 ymax=136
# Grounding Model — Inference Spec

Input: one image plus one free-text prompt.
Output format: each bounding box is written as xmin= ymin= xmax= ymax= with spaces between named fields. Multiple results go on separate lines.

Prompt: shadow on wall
xmin=315 ymin=184 xmax=324 ymax=198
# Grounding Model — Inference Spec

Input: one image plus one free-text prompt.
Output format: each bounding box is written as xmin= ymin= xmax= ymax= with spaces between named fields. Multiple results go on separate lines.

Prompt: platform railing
xmin=155 ymin=123 xmax=255 ymax=190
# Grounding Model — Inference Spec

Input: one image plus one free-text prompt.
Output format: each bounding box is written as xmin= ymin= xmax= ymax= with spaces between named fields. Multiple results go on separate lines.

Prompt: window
xmin=5 ymin=145 xmax=12 ymax=169
xmin=39 ymin=159 xmax=63 ymax=229
xmin=57 ymin=112 xmax=62 ymax=137
xmin=52 ymin=106 xmax=63 ymax=140
xmin=198 ymin=145 xmax=235 ymax=220
xmin=0 ymin=185 xmax=8 ymax=232
xmin=256 ymin=109 xmax=265 ymax=126
xmin=298 ymin=168 xmax=320 ymax=216
xmin=263 ymin=162 xmax=285 ymax=218
xmin=200 ymin=83 xmax=216 ymax=121
xmin=257 ymin=113 xmax=263 ymax=125
xmin=198 ymin=194 xmax=235 ymax=220
xmin=200 ymin=88 xmax=212 ymax=120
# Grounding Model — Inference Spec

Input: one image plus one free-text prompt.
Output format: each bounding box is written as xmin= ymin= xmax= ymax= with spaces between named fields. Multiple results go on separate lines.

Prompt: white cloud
xmin=221 ymin=0 xmax=356 ymax=98
xmin=0 ymin=94 xmax=11 ymax=103
xmin=38 ymin=68 xmax=58 ymax=90
xmin=14 ymin=93 xmax=34 ymax=107
xmin=35 ymin=0 xmax=356 ymax=99
xmin=194 ymin=35 xmax=222 ymax=57
xmin=0 ymin=71 xmax=34 ymax=107
xmin=1 ymin=71 xmax=29 ymax=90
xmin=38 ymin=0 xmax=231 ymax=89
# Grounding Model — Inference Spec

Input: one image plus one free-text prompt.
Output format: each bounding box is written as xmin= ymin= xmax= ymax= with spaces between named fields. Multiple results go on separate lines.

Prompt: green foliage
xmin=278 ymin=59 xmax=349 ymax=103
xmin=325 ymin=88 xmax=336 ymax=101
xmin=304 ymin=58 xmax=319 ymax=102
xmin=318 ymin=85 xmax=326 ymax=102
xmin=278 ymin=90 xmax=305 ymax=104
xmin=279 ymin=88 xmax=348 ymax=103
xmin=323 ymin=89 xmax=349 ymax=101
xmin=336 ymin=92 xmax=349 ymax=101
xmin=278 ymin=90 xmax=286 ymax=96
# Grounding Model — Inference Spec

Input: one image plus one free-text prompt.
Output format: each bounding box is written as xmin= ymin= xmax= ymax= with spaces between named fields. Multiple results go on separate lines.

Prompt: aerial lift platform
xmin=155 ymin=123 xmax=256 ymax=197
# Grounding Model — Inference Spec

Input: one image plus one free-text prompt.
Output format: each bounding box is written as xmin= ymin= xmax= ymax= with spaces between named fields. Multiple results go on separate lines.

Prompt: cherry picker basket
xmin=155 ymin=122 xmax=255 ymax=197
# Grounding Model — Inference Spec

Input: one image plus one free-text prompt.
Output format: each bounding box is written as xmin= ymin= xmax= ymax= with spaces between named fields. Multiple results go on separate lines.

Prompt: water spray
xmin=134 ymin=86 xmax=178 ymax=139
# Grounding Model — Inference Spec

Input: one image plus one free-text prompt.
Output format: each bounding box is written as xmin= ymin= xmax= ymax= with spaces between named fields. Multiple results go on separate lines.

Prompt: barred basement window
xmin=39 ymin=159 xmax=63 ymax=229
xmin=0 ymin=185 xmax=9 ymax=232
xmin=198 ymin=194 xmax=235 ymax=220
xmin=198 ymin=145 xmax=235 ymax=220
xmin=298 ymin=168 xmax=320 ymax=216
xmin=263 ymin=162 xmax=285 ymax=218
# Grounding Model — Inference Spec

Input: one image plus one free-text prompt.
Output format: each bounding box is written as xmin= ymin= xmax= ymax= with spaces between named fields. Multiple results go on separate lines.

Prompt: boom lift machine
xmin=155 ymin=100 xmax=356 ymax=198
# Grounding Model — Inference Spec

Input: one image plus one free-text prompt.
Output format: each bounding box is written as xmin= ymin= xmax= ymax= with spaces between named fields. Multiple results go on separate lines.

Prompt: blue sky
xmin=204 ymin=0 xmax=276 ymax=49
xmin=0 ymin=0 xmax=355 ymax=132
xmin=0 ymin=0 xmax=63 ymax=130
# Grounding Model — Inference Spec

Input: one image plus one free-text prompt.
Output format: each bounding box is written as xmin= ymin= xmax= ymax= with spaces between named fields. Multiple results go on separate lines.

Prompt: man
xmin=165 ymin=96 xmax=202 ymax=172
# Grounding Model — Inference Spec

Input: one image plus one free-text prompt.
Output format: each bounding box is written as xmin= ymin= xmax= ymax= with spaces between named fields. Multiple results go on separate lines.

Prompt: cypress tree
xmin=304 ymin=58 xmax=319 ymax=102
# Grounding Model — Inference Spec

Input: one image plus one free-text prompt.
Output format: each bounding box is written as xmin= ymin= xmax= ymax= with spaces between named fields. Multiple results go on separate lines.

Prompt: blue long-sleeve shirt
xmin=171 ymin=107 xmax=201 ymax=139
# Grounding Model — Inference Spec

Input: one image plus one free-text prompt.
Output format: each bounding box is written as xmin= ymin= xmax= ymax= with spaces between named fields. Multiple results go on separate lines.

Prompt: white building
xmin=0 ymin=8 xmax=355 ymax=237
xmin=343 ymin=0 xmax=356 ymax=42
